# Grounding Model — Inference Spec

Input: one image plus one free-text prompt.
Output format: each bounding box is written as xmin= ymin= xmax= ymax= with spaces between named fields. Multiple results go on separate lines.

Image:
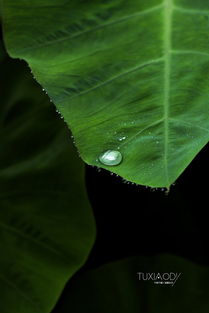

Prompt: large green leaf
xmin=0 ymin=42 xmax=95 ymax=313
xmin=1 ymin=0 xmax=209 ymax=187
xmin=53 ymin=255 xmax=209 ymax=313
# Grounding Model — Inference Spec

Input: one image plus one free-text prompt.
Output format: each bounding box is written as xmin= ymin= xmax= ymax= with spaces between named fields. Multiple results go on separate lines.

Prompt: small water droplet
xmin=118 ymin=136 xmax=126 ymax=141
xmin=99 ymin=150 xmax=122 ymax=166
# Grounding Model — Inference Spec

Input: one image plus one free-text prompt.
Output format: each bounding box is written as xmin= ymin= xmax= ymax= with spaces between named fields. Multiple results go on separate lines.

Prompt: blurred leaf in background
xmin=53 ymin=254 xmax=209 ymax=313
xmin=0 ymin=39 xmax=95 ymax=313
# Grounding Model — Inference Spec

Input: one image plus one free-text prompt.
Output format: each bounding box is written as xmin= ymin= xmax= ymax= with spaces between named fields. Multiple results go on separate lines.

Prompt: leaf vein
xmin=17 ymin=4 xmax=163 ymax=53
xmin=60 ymin=57 xmax=164 ymax=102
xmin=0 ymin=221 xmax=67 ymax=260
xmin=0 ymin=274 xmax=41 ymax=311
xmin=119 ymin=118 xmax=164 ymax=149
xmin=172 ymin=49 xmax=209 ymax=58
xmin=174 ymin=5 xmax=209 ymax=15
xmin=169 ymin=118 xmax=209 ymax=133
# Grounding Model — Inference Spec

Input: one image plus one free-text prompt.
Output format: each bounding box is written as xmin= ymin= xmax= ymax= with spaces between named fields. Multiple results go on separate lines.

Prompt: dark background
xmin=53 ymin=143 xmax=209 ymax=311
xmin=85 ymin=143 xmax=209 ymax=268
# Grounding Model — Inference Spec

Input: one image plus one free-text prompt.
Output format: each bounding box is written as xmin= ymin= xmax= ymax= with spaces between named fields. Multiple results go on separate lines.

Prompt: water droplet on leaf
xmin=99 ymin=150 xmax=122 ymax=166
xmin=118 ymin=136 xmax=126 ymax=141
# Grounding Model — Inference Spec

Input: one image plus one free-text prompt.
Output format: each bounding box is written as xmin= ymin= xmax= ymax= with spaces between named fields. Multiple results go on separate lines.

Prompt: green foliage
xmin=54 ymin=255 xmax=209 ymax=313
xmin=1 ymin=0 xmax=209 ymax=187
xmin=0 ymin=1 xmax=209 ymax=312
xmin=0 ymin=43 xmax=95 ymax=313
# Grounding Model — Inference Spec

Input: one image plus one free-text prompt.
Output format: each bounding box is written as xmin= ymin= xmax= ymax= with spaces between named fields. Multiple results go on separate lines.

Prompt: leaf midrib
xmin=163 ymin=0 xmax=173 ymax=186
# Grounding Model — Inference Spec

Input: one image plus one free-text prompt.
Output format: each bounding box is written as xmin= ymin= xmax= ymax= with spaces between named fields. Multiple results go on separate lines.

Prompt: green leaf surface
xmin=53 ymin=255 xmax=209 ymax=313
xmin=1 ymin=0 xmax=209 ymax=187
xmin=0 ymin=42 xmax=95 ymax=313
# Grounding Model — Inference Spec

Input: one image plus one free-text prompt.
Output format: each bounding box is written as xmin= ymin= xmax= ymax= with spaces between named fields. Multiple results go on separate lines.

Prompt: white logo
xmin=137 ymin=272 xmax=181 ymax=286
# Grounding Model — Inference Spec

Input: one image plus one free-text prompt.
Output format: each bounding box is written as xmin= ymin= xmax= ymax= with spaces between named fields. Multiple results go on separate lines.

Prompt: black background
xmin=53 ymin=142 xmax=209 ymax=312
xmin=85 ymin=143 xmax=209 ymax=268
